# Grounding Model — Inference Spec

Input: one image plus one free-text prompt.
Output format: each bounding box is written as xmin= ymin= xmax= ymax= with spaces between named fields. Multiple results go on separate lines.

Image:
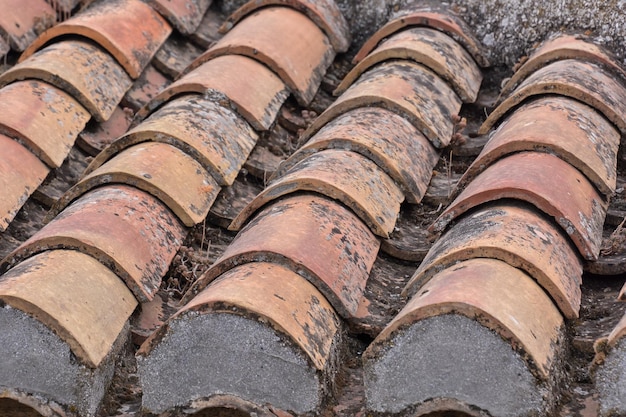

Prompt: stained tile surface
xmin=148 ymin=0 xmax=212 ymax=35
xmin=0 ymin=0 xmax=55 ymax=51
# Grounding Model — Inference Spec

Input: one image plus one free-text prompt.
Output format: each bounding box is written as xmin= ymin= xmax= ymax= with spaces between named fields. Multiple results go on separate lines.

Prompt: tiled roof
xmin=1 ymin=0 xmax=626 ymax=416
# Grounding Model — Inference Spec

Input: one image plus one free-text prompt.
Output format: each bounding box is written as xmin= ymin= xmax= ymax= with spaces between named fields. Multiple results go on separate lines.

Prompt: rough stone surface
xmin=596 ymin=337 xmax=626 ymax=416
xmin=364 ymin=314 xmax=548 ymax=416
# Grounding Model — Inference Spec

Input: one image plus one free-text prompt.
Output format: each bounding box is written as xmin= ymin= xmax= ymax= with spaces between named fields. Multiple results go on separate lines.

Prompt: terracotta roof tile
xmin=188 ymin=7 xmax=224 ymax=48
xmin=1 ymin=185 xmax=186 ymax=302
xmin=0 ymin=249 xmax=137 ymax=368
xmin=219 ymin=0 xmax=351 ymax=53
xmin=121 ymin=64 xmax=170 ymax=112
xmin=274 ymin=107 xmax=439 ymax=204
xmin=302 ymin=60 xmax=462 ymax=148
xmin=335 ymin=27 xmax=482 ymax=102
xmin=147 ymin=0 xmax=212 ymax=35
xmin=152 ymin=32 xmax=204 ymax=78
xmin=0 ymin=80 xmax=90 ymax=168
xmin=0 ymin=0 xmax=56 ymax=51
xmin=186 ymin=194 xmax=380 ymax=319
xmin=186 ymin=6 xmax=335 ymax=105
xmin=137 ymin=54 xmax=289 ymax=131
xmin=0 ymin=39 xmax=133 ymax=122
xmin=21 ymin=0 xmax=172 ymax=79
xmin=48 ymin=141 xmax=220 ymax=226
xmin=76 ymin=105 xmax=133 ymax=156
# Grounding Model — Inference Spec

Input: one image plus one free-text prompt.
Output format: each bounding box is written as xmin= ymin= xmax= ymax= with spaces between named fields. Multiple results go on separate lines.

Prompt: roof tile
xmin=432 ymin=152 xmax=608 ymax=260
xmin=2 ymin=185 xmax=186 ymax=302
xmin=76 ymin=105 xmax=133 ymax=156
xmin=21 ymin=0 xmax=172 ymax=79
xmin=152 ymin=32 xmax=204 ymax=78
xmin=147 ymin=0 xmax=212 ymax=35
xmin=335 ymin=27 xmax=482 ymax=102
xmin=188 ymin=7 xmax=224 ymax=49
xmin=231 ymin=149 xmax=405 ymax=237
xmin=0 ymin=39 xmax=133 ymax=122
xmin=301 ymin=60 xmax=462 ymax=148
xmin=0 ymin=0 xmax=56 ymax=51
xmin=121 ymin=64 xmax=170 ymax=112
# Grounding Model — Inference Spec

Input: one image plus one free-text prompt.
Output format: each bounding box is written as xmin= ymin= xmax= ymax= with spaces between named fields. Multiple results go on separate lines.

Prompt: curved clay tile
xmin=0 ymin=0 xmax=56 ymax=51
xmin=87 ymin=95 xmax=258 ymax=186
xmin=0 ymin=40 xmax=132 ymax=122
xmin=302 ymin=60 xmax=462 ymax=149
xmin=353 ymin=7 xmax=490 ymax=68
xmin=47 ymin=142 xmax=220 ymax=227
xmin=459 ymin=96 xmax=619 ymax=199
xmin=147 ymin=0 xmax=212 ymax=35
xmin=404 ymin=203 xmax=583 ymax=319
xmin=1 ymin=185 xmax=187 ymax=303
xmin=273 ymin=107 xmax=438 ymax=204
xmin=431 ymin=152 xmax=608 ymax=260
xmin=335 ymin=27 xmax=482 ymax=103
xmin=136 ymin=55 xmax=289 ymax=131
xmin=479 ymin=59 xmax=626 ymax=136
xmin=500 ymin=34 xmax=626 ymax=100
xmin=184 ymin=194 xmax=380 ymax=319
xmin=185 ymin=7 xmax=334 ymax=106
xmin=138 ymin=262 xmax=341 ymax=415
xmin=20 ymin=0 xmax=172 ymax=79
xmin=0 ymin=134 xmax=49 ymax=231
xmin=0 ymin=80 xmax=90 ymax=168
xmin=0 ymin=249 xmax=137 ymax=368
xmin=365 ymin=259 xmax=564 ymax=407
xmin=219 ymin=0 xmax=351 ymax=53
xmin=230 ymin=149 xmax=405 ymax=237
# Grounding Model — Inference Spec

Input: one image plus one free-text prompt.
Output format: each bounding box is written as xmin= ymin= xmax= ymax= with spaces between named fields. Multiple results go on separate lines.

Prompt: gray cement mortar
xmin=596 ymin=338 xmax=626 ymax=416
xmin=364 ymin=314 xmax=550 ymax=417
xmin=137 ymin=312 xmax=329 ymax=415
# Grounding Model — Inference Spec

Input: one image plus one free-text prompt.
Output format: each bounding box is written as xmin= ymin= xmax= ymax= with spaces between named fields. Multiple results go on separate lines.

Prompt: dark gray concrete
xmin=596 ymin=338 xmax=626 ymax=416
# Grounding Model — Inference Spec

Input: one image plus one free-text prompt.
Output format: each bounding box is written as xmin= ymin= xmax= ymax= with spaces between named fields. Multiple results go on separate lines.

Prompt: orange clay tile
xmin=0 ymin=134 xmax=49 ymax=231
xmin=0 ymin=249 xmax=137 ymax=368
xmin=301 ymin=60 xmax=462 ymax=149
xmin=479 ymin=60 xmax=626 ymax=136
xmin=186 ymin=7 xmax=334 ymax=106
xmin=404 ymin=202 xmax=583 ymax=319
xmin=136 ymin=55 xmax=289 ymax=131
xmin=461 ymin=96 xmax=619 ymax=199
xmin=500 ymin=35 xmax=626 ymax=99
xmin=88 ymin=95 xmax=258 ymax=186
xmin=274 ymin=107 xmax=438 ymax=204
xmin=0 ymin=0 xmax=55 ymax=51
xmin=1 ymin=185 xmax=187 ymax=302
xmin=0 ymin=80 xmax=91 ymax=168
xmin=0 ymin=40 xmax=133 ymax=122
xmin=21 ymin=0 xmax=172 ymax=79
xmin=230 ymin=149 xmax=405 ymax=237
xmin=77 ymin=105 xmax=133 ymax=156
xmin=431 ymin=152 xmax=608 ymax=261
xmin=175 ymin=262 xmax=340 ymax=371
xmin=353 ymin=7 xmax=490 ymax=68
xmin=121 ymin=65 xmax=170 ymax=112
xmin=219 ymin=0 xmax=350 ymax=53
xmin=370 ymin=258 xmax=564 ymax=379
xmin=147 ymin=0 xmax=212 ymax=35
xmin=184 ymin=194 xmax=381 ymax=319
xmin=335 ymin=27 xmax=482 ymax=103
xmin=47 ymin=142 xmax=220 ymax=227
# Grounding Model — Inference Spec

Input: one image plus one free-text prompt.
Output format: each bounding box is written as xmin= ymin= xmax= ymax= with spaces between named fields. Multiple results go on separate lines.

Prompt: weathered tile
xmin=380 ymin=204 xmax=434 ymax=262
xmin=208 ymin=175 xmax=263 ymax=228
xmin=189 ymin=7 xmax=224 ymax=49
xmin=405 ymin=202 xmax=583 ymax=319
xmin=2 ymin=185 xmax=187 ymax=302
xmin=0 ymin=36 xmax=9 ymax=57
xmin=479 ymin=60 xmax=626 ymax=136
xmin=48 ymin=142 xmax=220 ymax=227
xmin=186 ymin=7 xmax=335 ymax=106
xmin=21 ymin=0 xmax=172 ymax=79
xmin=231 ymin=149 xmax=405 ymax=237
xmin=147 ymin=0 xmax=212 ymax=35
xmin=0 ymin=39 xmax=133 ymax=122
xmin=220 ymin=0 xmax=350 ymax=53
xmin=460 ymin=96 xmax=619 ymax=199
xmin=137 ymin=55 xmax=289 ymax=131
xmin=0 ymin=80 xmax=91 ymax=168
xmin=336 ymin=27 xmax=482 ymax=103
xmin=353 ymin=7 xmax=490 ymax=67
xmin=275 ymin=107 xmax=438 ymax=204
xmin=152 ymin=31 xmax=204 ymax=78
xmin=302 ymin=60 xmax=462 ymax=149
xmin=501 ymin=34 xmax=626 ymax=99
xmin=88 ymin=95 xmax=258 ymax=186
xmin=432 ymin=152 xmax=608 ymax=260
xmin=0 ymin=249 xmax=137 ymax=368
xmin=0 ymin=134 xmax=49 ymax=231
xmin=121 ymin=65 xmax=170 ymax=112
xmin=0 ymin=0 xmax=55 ymax=51
xmin=77 ymin=105 xmax=133 ymax=156
xmin=45 ymin=0 xmax=82 ymax=15
xmin=184 ymin=194 xmax=381 ymax=319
